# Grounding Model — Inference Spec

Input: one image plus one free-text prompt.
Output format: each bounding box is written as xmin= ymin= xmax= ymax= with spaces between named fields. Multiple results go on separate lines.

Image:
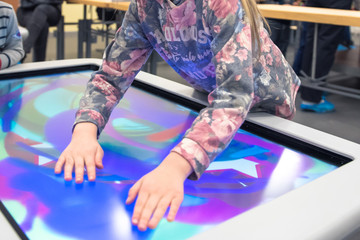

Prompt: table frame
xmin=1 ymin=59 xmax=360 ymax=239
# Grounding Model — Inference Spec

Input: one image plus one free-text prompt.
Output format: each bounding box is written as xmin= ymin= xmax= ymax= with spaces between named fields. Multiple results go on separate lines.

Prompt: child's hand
xmin=126 ymin=152 xmax=193 ymax=231
xmin=54 ymin=122 xmax=103 ymax=183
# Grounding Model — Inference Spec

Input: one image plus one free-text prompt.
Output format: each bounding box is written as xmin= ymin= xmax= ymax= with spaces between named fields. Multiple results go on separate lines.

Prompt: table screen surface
xmin=0 ymin=70 xmax=337 ymax=240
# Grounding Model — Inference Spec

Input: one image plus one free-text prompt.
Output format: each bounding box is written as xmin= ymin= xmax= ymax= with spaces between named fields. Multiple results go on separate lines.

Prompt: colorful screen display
xmin=0 ymin=70 xmax=337 ymax=240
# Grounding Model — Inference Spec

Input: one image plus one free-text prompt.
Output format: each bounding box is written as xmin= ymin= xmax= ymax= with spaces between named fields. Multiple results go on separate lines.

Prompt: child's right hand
xmin=126 ymin=152 xmax=193 ymax=231
xmin=54 ymin=122 xmax=103 ymax=183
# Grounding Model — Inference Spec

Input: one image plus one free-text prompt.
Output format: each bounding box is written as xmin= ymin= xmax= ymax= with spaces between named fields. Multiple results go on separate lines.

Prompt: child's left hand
xmin=126 ymin=152 xmax=193 ymax=231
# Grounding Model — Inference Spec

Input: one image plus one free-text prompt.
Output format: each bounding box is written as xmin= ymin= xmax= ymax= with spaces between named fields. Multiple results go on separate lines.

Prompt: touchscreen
xmin=0 ymin=70 xmax=337 ymax=240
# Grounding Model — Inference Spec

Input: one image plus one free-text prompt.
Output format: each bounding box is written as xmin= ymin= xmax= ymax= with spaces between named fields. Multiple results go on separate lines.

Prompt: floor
xmin=24 ymin=27 xmax=360 ymax=145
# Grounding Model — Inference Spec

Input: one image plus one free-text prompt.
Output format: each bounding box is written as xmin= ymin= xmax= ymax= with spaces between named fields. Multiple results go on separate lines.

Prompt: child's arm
xmin=172 ymin=0 xmax=299 ymax=180
xmin=125 ymin=1 xmax=255 ymax=231
xmin=0 ymin=4 xmax=25 ymax=69
xmin=171 ymin=1 xmax=256 ymax=180
xmin=55 ymin=0 xmax=152 ymax=182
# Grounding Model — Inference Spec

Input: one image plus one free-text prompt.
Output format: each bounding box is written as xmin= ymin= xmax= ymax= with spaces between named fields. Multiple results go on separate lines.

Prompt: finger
xmin=126 ymin=180 xmax=142 ymax=205
xmin=74 ymin=156 xmax=84 ymax=183
xmin=95 ymin=147 xmax=104 ymax=169
xmin=64 ymin=156 xmax=74 ymax=181
xmin=166 ymin=196 xmax=183 ymax=222
xmin=137 ymin=195 xmax=160 ymax=231
xmin=54 ymin=155 xmax=66 ymax=174
xmin=84 ymin=155 xmax=96 ymax=181
xmin=132 ymin=190 xmax=149 ymax=226
xmin=148 ymin=197 xmax=171 ymax=229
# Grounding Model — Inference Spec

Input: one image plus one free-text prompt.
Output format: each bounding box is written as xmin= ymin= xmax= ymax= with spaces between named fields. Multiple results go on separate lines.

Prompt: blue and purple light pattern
xmin=0 ymin=70 xmax=337 ymax=239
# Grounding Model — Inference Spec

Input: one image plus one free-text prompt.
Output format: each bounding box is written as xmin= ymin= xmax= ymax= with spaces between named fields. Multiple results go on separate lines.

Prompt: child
xmin=0 ymin=1 xmax=24 ymax=69
xmin=54 ymin=0 xmax=300 ymax=231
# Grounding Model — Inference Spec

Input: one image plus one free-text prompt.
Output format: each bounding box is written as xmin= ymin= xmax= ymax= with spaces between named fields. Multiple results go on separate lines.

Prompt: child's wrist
xmin=161 ymin=152 xmax=193 ymax=181
xmin=72 ymin=122 xmax=98 ymax=139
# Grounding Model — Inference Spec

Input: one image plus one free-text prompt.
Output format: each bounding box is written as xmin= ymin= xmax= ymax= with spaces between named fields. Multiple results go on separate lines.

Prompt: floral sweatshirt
xmin=75 ymin=0 xmax=301 ymax=180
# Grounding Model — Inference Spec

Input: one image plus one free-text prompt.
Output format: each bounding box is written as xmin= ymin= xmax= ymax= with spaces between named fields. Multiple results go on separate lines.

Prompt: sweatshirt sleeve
xmin=0 ymin=6 xmax=25 ymax=70
xmin=171 ymin=0 xmax=256 ymax=180
xmin=74 ymin=0 xmax=153 ymax=134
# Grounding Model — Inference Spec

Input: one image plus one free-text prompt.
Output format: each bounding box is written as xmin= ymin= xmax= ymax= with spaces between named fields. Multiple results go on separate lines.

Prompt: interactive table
xmin=0 ymin=59 xmax=360 ymax=240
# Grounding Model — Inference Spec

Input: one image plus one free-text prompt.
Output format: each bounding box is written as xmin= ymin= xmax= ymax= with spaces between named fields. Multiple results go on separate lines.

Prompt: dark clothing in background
xmin=263 ymin=0 xmax=292 ymax=57
xmin=18 ymin=0 xmax=62 ymax=8
xmin=300 ymin=0 xmax=353 ymax=103
xmin=267 ymin=19 xmax=291 ymax=56
xmin=96 ymin=7 xmax=117 ymax=22
xmin=17 ymin=0 xmax=62 ymax=62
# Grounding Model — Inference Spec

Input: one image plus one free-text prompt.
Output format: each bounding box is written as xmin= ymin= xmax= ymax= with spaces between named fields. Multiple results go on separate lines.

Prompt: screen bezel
xmin=0 ymin=202 xmax=28 ymax=240
xmin=0 ymin=62 xmax=353 ymax=239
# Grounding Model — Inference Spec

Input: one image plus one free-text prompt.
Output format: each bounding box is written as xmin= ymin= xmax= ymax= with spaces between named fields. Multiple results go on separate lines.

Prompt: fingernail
xmin=132 ymin=218 xmax=138 ymax=224
xmin=138 ymin=225 xmax=146 ymax=231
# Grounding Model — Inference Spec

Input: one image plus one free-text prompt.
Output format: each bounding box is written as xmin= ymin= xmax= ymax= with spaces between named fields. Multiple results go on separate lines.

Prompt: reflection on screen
xmin=0 ymin=71 xmax=337 ymax=239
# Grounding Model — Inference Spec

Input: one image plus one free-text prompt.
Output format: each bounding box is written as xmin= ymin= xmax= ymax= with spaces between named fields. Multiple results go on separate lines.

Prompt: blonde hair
xmin=240 ymin=0 xmax=268 ymax=57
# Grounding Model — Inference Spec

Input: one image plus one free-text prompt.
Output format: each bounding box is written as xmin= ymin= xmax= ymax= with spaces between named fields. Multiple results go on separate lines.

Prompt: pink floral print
xmin=169 ymin=0 xmax=196 ymax=31
xmin=209 ymin=0 xmax=238 ymax=18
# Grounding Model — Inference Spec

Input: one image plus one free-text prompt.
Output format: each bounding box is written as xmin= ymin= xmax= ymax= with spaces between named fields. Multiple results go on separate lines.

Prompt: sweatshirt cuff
xmin=0 ymin=54 xmax=10 ymax=69
xmin=171 ymin=138 xmax=210 ymax=180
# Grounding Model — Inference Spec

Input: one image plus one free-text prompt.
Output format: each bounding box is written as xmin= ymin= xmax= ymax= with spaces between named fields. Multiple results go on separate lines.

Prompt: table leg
xmin=78 ymin=20 xmax=84 ymax=58
xmin=83 ymin=5 xmax=87 ymax=20
xmin=149 ymin=52 xmax=157 ymax=75
xmin=77 ymin=5 xmax=93 ymax=58
xmin=85 ymin=20 xmax=92 ymax=58
xmin=311 ymin=23 xmax=318 ymax=80
xmin=56 ymin=16 xmax=65 ymax=60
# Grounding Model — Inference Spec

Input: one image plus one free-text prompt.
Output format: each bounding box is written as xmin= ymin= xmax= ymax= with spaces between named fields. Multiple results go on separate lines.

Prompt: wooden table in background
xmin=67 ymin=0 xmax=130 ymax=11
xmin=258 ymin=4 xmax=360 ymax=27
xmin=65 ymin=0 xmax=130 ymax=58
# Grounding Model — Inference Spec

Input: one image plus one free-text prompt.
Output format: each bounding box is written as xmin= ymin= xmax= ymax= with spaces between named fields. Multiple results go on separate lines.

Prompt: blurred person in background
xmin=0 ymin=1 xmax=24 ymax=69
xmin=299 ymin=0 xmax=352 ymax=113
xmin=17 ymin=0 xmax=63 ymax=62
